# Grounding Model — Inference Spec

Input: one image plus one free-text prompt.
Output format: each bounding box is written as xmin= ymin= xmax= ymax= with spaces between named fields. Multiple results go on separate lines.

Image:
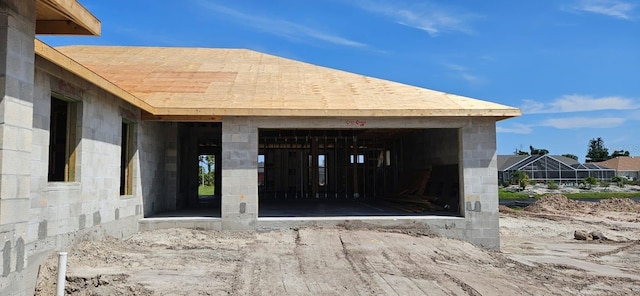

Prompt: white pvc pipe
xmin=56 ymin=252 xmax=68 ymax=296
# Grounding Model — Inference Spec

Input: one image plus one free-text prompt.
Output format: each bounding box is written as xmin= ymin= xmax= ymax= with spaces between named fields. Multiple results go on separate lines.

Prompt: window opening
xmin=318 ymin=154 xmax=326 ymax=186
xmin=258 ymin=154 xmax=265 ymax=186
xmin=120 ymin=121 xmax=134 ymax=195
xmin=350 ymin=154 xmax=365 ymax=164
xmin=48 ymin=97 xmax=77 ymax=182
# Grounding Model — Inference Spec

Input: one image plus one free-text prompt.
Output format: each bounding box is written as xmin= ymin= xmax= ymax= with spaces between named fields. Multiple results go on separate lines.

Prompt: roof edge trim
xmin=152 ymin=107 xmax=522 ymax=118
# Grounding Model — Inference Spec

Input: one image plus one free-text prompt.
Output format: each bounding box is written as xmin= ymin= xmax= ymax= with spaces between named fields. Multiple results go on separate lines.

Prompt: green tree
xmin=199 ymin=155 xmax=215 ymax=186
xmin=562 ymin=154 xmax=578 ymax=161
xmin=510 ymin=170 xmax=529 ymax=191
xmin=585 ymin=137 xmax=609 ymax=162
xmin=611 ymin=150 xmax=630 ymax=158
xmin=529 ymin=146 xmax=549 ymax=155
xmin=514 ymin=149 xmax=529 ymax=155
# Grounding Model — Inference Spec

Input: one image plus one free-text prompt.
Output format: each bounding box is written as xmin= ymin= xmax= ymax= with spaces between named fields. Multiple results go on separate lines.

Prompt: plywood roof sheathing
xmin=35 ymin=40 xmax=155 ymax=113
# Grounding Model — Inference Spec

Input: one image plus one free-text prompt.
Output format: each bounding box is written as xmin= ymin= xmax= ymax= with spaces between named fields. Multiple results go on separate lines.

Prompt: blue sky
xmin=41 ymin=0 xmax=639 ymax=162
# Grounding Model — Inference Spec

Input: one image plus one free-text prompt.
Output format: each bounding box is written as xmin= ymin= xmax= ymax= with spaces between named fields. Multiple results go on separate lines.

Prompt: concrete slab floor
xmin=148 ymin=200 xmax=458 ymax=218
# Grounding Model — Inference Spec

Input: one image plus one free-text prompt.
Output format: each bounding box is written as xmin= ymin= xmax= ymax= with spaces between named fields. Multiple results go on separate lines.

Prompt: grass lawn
xmin=198 ymin=185 xmax=215 ymax=195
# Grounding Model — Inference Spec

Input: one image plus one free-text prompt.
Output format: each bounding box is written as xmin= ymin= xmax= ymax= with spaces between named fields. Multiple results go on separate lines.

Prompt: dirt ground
xmin=35 ymin=195 xmax=640 ymax=295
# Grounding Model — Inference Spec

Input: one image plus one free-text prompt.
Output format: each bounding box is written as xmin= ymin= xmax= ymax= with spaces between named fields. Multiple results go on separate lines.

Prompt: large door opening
xmin=258 ymin=128 xmax=461 ymax=217
xmin=176 ymin=123 xmax=222 ymax=216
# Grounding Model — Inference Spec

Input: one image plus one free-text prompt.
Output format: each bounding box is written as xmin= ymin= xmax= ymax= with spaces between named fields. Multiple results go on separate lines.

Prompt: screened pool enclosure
xmin=498 ymin=155 xmax=615 ymax=184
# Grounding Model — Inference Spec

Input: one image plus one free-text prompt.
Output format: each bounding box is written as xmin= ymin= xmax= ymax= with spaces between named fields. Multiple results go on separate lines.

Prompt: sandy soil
xmin=506 ymin=183 xmax=640 ymax=196
xmin=35 ymin=195 xmax=640 ymax=296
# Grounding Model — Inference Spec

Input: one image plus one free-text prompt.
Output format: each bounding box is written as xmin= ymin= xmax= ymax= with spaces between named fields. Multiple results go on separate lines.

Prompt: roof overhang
xmin=148 ymin=107 xmax=521 ymax=119
xmin=36 ymin=0 xmax=101 ymax=36
xmin=35 ymin=40 xmax=155 ymax=113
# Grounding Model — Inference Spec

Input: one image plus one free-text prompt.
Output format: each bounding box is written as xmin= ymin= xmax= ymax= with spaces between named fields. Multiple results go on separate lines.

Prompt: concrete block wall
xmin=460 ymin=118 xmax=500 ymax=248
xmin=139 ymin=121 xmax=171 ymax=216
xmin=1 ymin=51 xmax=165 ymax=294
xmin=163 ymin=123 xmax=178 ymax=212
xmin=0 ymin=1 xmax=36 ymax=294
xmin=221 ymin=117 xmax=258 ymax=231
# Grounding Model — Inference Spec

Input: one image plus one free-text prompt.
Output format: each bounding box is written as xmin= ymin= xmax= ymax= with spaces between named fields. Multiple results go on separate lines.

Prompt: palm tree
xmin=510 ymin=170 xmax=529 ymax=191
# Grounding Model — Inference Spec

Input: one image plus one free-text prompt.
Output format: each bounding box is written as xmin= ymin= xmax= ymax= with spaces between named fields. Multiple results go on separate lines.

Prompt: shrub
xmin=547 ymin=180 xmax=559 ymax=190
xmin=582 ymin=177 xmax=597 ymax=189
xmin=611 ymin=176 xmax=625 ymax=188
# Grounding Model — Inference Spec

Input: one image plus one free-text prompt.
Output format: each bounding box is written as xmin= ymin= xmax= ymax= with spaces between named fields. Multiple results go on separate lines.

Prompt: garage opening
xmin=258 ymin=128 xmax=461 ymax=217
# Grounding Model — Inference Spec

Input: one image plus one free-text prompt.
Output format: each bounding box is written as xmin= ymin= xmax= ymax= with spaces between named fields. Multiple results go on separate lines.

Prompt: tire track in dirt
xmin=378 ymin=250 xmax=438 ymax=295
xmin=443 ymin=272 xmax=483 ymax=296
xmin=338 ymin=233 xmax=386 ymax=295
xmin=589 ymin=240 xmax=640 ymax=258
xmin=339 ymin=232 xmax=420 ymax=295
xmin=228 ymin=250 xmax=246 ymax=295
xmin=379 ymin=237 xmax=475 ymax=295
xmin=293 ymin=228 xmax=307 ymax=276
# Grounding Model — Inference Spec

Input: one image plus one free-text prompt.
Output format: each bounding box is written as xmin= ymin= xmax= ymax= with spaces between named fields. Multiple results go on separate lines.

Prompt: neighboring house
xmin=1 ymin=1 xmax=520 ymax=294
xmin=498 ymin=155 xmax=615 ymax=184
xmin=594 ymin=156 xmax=640 ymax=181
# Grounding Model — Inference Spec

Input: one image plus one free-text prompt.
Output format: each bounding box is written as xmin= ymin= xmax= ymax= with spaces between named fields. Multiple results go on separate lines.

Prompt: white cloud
xmin=496 ymin=124 xmax=533 ymax=134
xmin=460 ymin=73 xmax=481 ymax=84
xmin=521 ymin=95 xmax=636 ymax=114
xmin=540 ymin=117 xmax=626 ymax=129
xmin=353 ymin=0 xmax=477 ymax=36
xmin=520 ymin=99 xmax=546 ymax=114
xmin=567 ymin=0 xmax=636 ymax=20
xmin=195 ymin=1 xmax=368 ymax=48
xmin=443 ymin=63 xmax=484 ymax=84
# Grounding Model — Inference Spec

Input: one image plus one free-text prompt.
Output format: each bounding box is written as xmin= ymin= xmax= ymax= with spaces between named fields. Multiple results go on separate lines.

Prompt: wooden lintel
xmin=141 ymin=113 xmax=222 ymax=122
xmin=36 ymin=20 xmax=94 ymax=35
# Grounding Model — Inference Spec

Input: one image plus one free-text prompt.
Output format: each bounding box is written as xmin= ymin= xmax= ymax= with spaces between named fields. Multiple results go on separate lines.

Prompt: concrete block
xmin=221 ymin=213 xmax=257 ymax=231
xmin=0 ymin=174 xmax=18 ymax=199
xmin=221 ymin=202 xmax=240 ymax=215
xmin=0 ymin=198 xmax=29 ymax=224
xmin=230 ymin=133 xmax=249 ymax=143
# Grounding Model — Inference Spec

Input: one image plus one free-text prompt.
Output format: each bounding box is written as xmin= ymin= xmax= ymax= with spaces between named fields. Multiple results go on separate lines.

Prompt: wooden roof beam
xmin=36 ymin=20 xmax=96 ymax=35
xmin=36 ymin=0 xmax=101 ymax=36
xmin=141 ymin=111 xmax=222 ymax=122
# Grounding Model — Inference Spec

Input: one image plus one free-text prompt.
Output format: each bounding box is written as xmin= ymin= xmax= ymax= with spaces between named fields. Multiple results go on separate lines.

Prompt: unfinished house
xmin=1 ymin=1 xmax=520 ymax=294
